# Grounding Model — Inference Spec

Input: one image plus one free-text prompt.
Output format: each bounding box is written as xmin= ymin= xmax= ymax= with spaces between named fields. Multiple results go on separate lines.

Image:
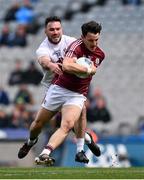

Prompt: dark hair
xmin=45 ymin=16 xmax=61 ymax=27
xmin=81 ymin=21 xmax=102 ymax=37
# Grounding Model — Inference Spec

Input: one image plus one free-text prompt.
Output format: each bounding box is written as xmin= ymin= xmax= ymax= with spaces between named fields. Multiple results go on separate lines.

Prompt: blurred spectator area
xmin=0 ymin=0 xmax=144 ymax=135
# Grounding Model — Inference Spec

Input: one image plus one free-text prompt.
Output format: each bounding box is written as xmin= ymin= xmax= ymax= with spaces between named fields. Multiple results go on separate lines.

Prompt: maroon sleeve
xmin=65 ymin=39 xmax=82 ymax=58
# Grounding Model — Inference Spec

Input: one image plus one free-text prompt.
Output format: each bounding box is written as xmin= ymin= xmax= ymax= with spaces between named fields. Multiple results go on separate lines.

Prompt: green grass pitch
xmin=0 ymin=167 xmax=144 ymax=179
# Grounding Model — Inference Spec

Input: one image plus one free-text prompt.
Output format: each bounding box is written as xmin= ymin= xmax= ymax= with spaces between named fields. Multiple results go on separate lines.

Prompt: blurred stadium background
xmin=0 ymin=0 xmax=144 ymax=168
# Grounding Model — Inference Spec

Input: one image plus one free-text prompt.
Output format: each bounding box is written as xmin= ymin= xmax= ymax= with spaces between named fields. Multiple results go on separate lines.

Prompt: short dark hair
xmin=81 ymin=21 xmax=102 ymax=37
xmin=45 ymin=16 xmax=61 ymax=27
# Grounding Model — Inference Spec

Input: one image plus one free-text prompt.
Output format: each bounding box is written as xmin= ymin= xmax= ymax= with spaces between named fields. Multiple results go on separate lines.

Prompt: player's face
xmin=45 ymin=21 xmax=63 ymax=44
xmin=82 ymin=32 xmax=100 ymax=52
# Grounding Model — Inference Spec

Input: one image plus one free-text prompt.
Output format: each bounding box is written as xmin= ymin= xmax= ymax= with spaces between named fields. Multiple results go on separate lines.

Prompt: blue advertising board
xmin=60 ymin=135 xmax=144 ymax=167
xmin=1 ymin=129 xmax=144 ymax=167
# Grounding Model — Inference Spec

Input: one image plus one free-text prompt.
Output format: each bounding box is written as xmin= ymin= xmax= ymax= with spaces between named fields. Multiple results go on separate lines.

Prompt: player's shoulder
xmin=68 ymin=38 xmax=83 ymax=50
xmin=96 ymin=46 xmax=105 ymax=60
xmin=36 ymin=37 xmax=50 ymax=56
xmin=62 ymin=34 xmax=76 ymax=44
xmin=65 ymin=39 xmax=83 ymax=57
xmin=38 ymin=37 xmax=48 ymax=48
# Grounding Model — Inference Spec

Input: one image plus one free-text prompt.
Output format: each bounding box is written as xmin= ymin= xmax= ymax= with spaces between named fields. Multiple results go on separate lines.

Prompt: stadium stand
xmin=0 ymin=0 xmax=144 ymax=136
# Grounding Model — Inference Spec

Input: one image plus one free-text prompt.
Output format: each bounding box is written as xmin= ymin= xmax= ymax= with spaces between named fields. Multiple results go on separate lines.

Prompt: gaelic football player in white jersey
xmin=18 ymin=16 xmax=101 ymax=165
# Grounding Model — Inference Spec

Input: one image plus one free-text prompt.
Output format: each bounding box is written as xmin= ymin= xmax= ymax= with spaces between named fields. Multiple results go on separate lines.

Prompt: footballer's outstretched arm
xmin=38 ymin=56 xmax=62 ymax=75
xmin=38 ymin=56 xmax=52 ymax=70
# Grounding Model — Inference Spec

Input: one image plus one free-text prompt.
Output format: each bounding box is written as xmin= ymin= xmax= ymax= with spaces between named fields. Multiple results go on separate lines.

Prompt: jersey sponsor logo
xmin=53 ymin=50 xmax=62 ymax=58
xmin=53 ymin=50 xmax=63 ymax=61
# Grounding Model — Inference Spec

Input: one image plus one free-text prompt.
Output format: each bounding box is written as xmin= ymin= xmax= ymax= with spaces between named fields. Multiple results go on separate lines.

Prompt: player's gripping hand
xmin=48 ymin=62 xmax=63 ymax=75
xmin=88 ymin=62 xmax=96 ymax=76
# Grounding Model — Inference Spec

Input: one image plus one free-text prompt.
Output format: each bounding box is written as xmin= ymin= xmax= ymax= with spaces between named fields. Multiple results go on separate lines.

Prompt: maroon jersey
xmin=54 ymin=38 xmax=105 ymax=96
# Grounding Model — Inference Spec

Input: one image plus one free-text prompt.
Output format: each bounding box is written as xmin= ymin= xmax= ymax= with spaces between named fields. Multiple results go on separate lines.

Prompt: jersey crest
xmin=95 ymin=58 xmax=100 ymax=65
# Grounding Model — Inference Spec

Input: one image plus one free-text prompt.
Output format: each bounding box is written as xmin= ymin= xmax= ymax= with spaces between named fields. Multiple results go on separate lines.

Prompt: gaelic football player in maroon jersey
xmin=18 ymin=20 xmax=105 ymax=165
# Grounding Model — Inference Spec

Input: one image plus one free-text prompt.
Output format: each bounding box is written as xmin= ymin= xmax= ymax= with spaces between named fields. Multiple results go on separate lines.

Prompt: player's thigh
xmin=34 ymin=107 xmax=57 ymax=126
xmin=61 ymin=105 xmax=82 ymax=129
xmin=74 ymin=104 xmax=87 ymax=132
xmin=81 ymin=104 xmax=87 ymax=119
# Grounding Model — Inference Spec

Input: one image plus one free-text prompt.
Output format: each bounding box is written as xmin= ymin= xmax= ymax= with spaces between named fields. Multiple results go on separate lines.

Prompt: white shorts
xmin=42 ymin=84 xmax=86 ymax=111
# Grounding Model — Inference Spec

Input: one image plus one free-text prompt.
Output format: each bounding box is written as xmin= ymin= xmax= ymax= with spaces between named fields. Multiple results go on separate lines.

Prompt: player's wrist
xmin=47 ymin=61 xmax=54 ymax=69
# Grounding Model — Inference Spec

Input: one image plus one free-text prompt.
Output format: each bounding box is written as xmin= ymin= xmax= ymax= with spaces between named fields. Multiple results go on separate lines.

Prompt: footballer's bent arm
xmin=62 ymin=57 xmax=89 ymax=74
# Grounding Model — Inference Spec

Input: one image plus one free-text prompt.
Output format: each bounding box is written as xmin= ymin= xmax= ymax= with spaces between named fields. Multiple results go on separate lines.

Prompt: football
xmin=75 ymin=57 xmax=92 ymax=78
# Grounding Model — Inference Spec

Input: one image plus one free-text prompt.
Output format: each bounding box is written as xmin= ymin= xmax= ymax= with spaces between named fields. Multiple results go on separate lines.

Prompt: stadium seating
xmin=0 ymin=0 xmax=144 ymax=135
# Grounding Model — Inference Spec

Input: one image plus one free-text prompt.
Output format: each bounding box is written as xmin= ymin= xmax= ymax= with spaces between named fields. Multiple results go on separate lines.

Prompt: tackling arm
xmin=38 ymin=56 xmax=62 ymax=75
xmin=38 ymin=56 xmax=52 ymax=70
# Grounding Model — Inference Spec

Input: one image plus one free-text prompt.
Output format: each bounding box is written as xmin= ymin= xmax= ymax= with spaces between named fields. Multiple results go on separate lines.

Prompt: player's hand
xmin=48 ymin=62 xmax=63 ymax=75
xmin=88 ymin=62 xmax=96 ymax=75
xmin=91 ymin=63 xmax=96 ymax=75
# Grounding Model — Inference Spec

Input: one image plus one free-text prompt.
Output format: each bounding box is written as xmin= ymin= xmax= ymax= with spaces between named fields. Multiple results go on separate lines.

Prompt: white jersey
xmin=36 ymin=35 xmax=76 ymax=88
